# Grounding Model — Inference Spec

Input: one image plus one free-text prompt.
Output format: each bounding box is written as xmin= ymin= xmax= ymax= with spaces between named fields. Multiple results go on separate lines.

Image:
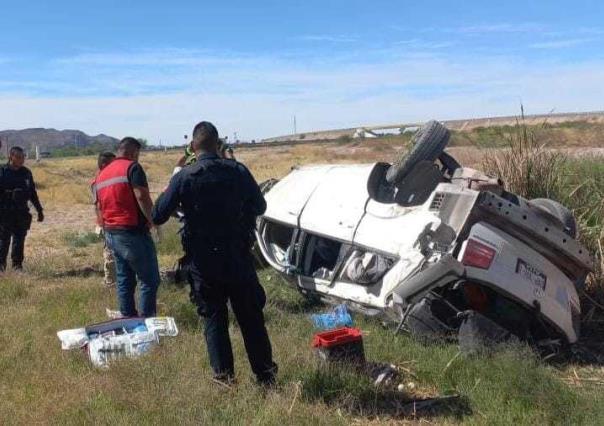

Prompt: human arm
xmin=90 ymin=181 xmax=103 ymax=227
xmin=237 ymin=164 xmax=265 ymax=246
xmin=132 ymin=186 xmax=154 ymax=227
xmin=226 ymin=147 xmax=235 ymax=160
xmin=239 ymin=165 xmax=266 ymax=216
xmin=128 ymin=163 xmax=154 ymax=227
xmin=28 ymin=170 xmax=44 ymax=221
xmin=152 ymin=175 xmax=181 ymax=225
xmin=94 ymin=203 xmax=103 ymax=227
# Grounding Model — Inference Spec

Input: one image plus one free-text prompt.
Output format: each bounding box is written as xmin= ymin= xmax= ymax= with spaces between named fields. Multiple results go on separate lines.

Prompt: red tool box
xmin=312 ymin=327 xmax=365 ymax=365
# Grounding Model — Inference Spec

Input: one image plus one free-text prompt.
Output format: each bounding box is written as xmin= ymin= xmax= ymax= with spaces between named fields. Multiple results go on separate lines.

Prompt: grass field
xmin=1 ymin=139 xmax=603 ymax=424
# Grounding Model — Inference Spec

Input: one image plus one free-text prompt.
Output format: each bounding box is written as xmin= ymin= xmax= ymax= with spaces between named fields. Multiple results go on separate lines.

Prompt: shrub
xmin=482 ymin=109 xmax=603 ymax=294
xmin=481 ymin=111 xmax=565 ymax=199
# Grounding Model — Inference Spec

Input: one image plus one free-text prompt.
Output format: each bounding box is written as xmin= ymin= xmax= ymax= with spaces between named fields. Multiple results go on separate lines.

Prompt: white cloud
xmin=55 ymin=48 xmax=254 ymax=67
xmin=577 ymin=27 xmax=604 ymax=36
xmin=394 ymin=39 xmax=456 ymax=49
xmin=455 ymin=23 xmax=544 ymax=34
xmin=529 ymin=38 xmax=596 ymax=49
xmin=297 ymin=35 xmax=358 ymax=43
xmin=1 ymin=46 xmax=604 ymax=142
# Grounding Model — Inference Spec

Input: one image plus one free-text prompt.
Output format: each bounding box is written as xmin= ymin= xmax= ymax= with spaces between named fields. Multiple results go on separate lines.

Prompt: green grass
xmin=2 ymin=143 xmax=603 ymax=424
xmin=449 ymin=120 xmax=604 ymax=148
xmin=3 ymin=249 xmax=604 ymax=424
xmin=450 ymin=126 xmax=516 ymax=148
xmin=62 ymin=231 xmax=102 ymax=248
xmin=155 ymin=219 xmax=184 ymax=257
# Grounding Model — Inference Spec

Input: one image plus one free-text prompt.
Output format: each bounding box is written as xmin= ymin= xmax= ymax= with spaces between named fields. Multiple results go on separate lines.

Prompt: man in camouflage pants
xmin=93 ymin=152 xmax=117 ymax=287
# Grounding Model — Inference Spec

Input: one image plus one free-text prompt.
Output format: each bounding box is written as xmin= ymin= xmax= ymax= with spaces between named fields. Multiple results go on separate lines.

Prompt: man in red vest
xmin=93 ymin=137 xmax=160 ymax=317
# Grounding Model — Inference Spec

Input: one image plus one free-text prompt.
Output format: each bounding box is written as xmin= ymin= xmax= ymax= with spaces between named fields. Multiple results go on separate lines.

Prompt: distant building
xmin=401 ymin=126 xmax=420 ymax=134
xmin=353 ymin=128 xmax=379 ymax=138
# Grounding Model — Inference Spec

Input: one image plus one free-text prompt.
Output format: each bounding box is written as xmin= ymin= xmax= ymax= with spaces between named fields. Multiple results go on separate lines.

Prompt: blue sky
xmin=1 ymin=0 xmax=603 ymax=143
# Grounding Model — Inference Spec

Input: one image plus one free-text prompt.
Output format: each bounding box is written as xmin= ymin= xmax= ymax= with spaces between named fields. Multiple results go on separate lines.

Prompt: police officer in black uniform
xmin=0 ymin=146 xmax=44 ymax=271
xmin=152 ymin=121 xmax=277 ymax=385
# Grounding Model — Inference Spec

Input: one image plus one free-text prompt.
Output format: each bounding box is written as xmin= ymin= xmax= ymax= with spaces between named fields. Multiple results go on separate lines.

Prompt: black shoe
xmin=256 ymin=362 xmax=278 ymax=387
xmin=212 ymin=373 xmax=236 ymax=388
xmin=12 ymin=264 xmax=22 ymax=271
xmin=256 ymin=375 xmax=277 ymax=388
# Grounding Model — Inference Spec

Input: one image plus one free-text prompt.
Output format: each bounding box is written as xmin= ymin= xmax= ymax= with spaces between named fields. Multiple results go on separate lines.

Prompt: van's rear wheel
xmin=405 ymin=294 xmax=457 ymax=342
xmin=386 ymin=120 xmax=450 ymax=185
xmin=530 ymin=198 xmax=577 ymax=238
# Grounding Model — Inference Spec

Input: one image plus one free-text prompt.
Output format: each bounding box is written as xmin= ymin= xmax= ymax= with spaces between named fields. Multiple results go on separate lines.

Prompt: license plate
xmin=516 ymin=259 xmax=547 ymax=290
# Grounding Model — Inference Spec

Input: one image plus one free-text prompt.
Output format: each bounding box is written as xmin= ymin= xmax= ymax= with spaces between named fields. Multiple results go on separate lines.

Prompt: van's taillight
xmin=462 ymin=239 xmax=496 ymax=269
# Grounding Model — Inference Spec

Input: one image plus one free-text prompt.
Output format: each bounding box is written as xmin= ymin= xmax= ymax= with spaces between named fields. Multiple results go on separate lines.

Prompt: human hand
xmin=37 ymin=210 xmax=44 ymax=222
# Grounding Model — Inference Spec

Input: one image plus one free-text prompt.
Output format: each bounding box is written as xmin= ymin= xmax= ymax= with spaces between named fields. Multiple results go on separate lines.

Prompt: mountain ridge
xmin=0 ymin=128 xmax=119 ymax=153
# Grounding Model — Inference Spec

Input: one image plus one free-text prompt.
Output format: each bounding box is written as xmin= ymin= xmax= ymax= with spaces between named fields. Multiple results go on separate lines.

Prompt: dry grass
xmin=2 ymin=142 xmax=604 ymax=424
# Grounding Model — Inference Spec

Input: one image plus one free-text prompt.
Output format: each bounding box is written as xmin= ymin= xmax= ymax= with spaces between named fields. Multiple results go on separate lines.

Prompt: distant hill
xmin=0 ymin=128 xmax=119 ymax=155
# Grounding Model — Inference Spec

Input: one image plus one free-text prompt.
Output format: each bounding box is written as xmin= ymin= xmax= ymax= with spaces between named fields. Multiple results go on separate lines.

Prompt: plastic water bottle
xmin=311 ymin=304 xmax=353 ymax=330
xmin=132 ymin=324 xmax=148 ymax=333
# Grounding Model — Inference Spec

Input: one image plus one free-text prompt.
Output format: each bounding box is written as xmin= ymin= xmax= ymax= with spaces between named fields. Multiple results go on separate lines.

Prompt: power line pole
xmin=293 ymin=115 xmax=297 ymax=135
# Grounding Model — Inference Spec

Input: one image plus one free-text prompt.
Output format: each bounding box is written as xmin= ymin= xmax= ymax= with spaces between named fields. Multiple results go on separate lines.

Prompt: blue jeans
xmin=105 ymin=230 xmax=160 ymax=317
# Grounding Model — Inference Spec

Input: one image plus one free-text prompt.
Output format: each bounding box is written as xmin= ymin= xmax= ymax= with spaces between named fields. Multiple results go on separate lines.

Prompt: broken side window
xmin=262 ymin=220 xmax=295 ymax=267
xmin=302 ymin=233 xmax=394 ymax=285
xmin=302 ymin=235 xmax=346 ymax=280
xmin=340 ymin=250 xmax=394 ymax=285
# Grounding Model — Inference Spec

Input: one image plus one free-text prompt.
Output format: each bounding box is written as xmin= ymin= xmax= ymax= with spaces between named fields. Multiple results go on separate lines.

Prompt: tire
xmin=386 ymin=120 xmax=450 ymax=185
xmin=530 ymin=198 xmax=577 ymax=238
xmin=405 ymin=295 xmax=457 ymax=343
xmin=458 ymin=310 xmax=519 ymax=354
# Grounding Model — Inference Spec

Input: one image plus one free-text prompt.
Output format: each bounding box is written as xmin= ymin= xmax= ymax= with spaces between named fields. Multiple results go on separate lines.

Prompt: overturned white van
xmin=255 ymin=121 xmax=594 ymax=353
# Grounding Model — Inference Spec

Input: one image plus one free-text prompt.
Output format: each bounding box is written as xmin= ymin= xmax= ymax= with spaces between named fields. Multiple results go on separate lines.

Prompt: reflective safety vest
xmin=92 ymin=158 xmax=141 ymax=228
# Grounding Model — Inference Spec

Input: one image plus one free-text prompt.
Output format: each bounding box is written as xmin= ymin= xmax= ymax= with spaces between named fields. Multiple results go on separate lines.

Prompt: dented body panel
xmin=299 ymin=164 xmax=373 ymax=242
xmin=256 ymin=161 xmax=593 ymax=346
